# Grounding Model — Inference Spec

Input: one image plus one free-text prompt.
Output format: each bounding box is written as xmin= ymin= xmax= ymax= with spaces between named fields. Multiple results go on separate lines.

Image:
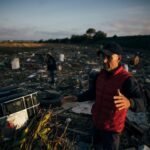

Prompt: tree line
xmin=38 ymin=28 xmax=150 ymax=50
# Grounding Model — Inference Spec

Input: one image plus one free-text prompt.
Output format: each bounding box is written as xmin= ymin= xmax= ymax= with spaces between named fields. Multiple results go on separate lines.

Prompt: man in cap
xmin=61 ymin=42 xmax=145 ymax=150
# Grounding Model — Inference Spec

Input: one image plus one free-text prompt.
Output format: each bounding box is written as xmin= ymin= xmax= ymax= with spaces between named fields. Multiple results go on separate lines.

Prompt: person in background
xmin=61 ymin=42 xmax=145 ymax=150
xmin=45 ymin=52 xmax=57 ymax=84
xmin=131 ymin=52 xmax=141 ymax=69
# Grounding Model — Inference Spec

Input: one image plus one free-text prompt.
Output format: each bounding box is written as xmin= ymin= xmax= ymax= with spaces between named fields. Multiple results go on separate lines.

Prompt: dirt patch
xmin=0 ymin=42 xmax=48 ymax=48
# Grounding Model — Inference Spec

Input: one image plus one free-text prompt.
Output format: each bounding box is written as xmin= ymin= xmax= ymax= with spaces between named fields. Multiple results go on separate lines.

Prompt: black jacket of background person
xmin=46 ymin=54 xmax=57 ymax=71
xmin=77 ymin=66 xmax=145 ymax=112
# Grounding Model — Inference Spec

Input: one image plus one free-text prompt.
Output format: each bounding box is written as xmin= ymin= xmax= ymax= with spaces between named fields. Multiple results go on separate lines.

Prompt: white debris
xmin=11 ymin=58 xmax=20 ymax=70
xmin=27 ymin=73 xmax=37 ymax=78
xmin=145 ymin=78 xmax=150 ymax=83
xmin=71 ymin=101 xmax=94 ymax=115
xmin=138 ymin=145 xmax=150 ymax=150
xmin=7 ymin=110 xmax=28 ymax=129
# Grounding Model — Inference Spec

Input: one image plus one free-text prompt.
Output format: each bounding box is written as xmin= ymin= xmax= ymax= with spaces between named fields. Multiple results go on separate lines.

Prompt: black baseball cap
xmin=99 ymin=42 xmax=123 ymax=56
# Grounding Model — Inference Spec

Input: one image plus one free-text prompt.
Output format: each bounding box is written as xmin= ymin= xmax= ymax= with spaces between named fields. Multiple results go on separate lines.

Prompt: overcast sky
xmin=0 ymin=0 xmax=150 ymax=41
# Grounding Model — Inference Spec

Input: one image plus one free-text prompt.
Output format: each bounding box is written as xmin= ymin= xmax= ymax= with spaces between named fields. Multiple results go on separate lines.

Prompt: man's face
xmin=102 ymin=53 xmax=121 ymax=71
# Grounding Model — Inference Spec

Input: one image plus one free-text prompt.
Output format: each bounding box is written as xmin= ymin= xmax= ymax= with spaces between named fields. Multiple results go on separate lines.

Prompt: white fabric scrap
xmin=71 ymin=101 xmax=94 ymax=115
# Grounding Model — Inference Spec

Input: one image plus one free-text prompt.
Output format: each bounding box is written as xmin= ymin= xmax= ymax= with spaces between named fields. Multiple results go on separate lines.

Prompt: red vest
xmin=91 ymin=66 xmax=131 ymax=132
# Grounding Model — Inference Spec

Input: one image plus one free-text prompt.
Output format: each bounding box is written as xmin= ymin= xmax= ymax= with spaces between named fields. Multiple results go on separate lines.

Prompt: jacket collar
xmin=104 ymin=65 xmax=123 ymax=76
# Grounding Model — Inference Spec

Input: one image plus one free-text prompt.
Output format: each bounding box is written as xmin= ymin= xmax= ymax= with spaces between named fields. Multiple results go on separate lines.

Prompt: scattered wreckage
xmin=0 ymin=46 xmax=150 ymax=149
xmin=0 ymin=85 xmax=39 ymax=139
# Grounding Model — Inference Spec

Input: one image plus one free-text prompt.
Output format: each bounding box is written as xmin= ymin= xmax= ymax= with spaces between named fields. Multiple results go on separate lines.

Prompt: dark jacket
xmin=46 ymin=54 xmax=57 ymax=71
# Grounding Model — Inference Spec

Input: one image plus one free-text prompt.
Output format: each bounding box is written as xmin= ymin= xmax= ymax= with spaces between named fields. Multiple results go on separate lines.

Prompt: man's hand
xmin=114 ymin=89 xmax=131 ymax=110
xmin=61 ymin=95 xmax=78 ymax=105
